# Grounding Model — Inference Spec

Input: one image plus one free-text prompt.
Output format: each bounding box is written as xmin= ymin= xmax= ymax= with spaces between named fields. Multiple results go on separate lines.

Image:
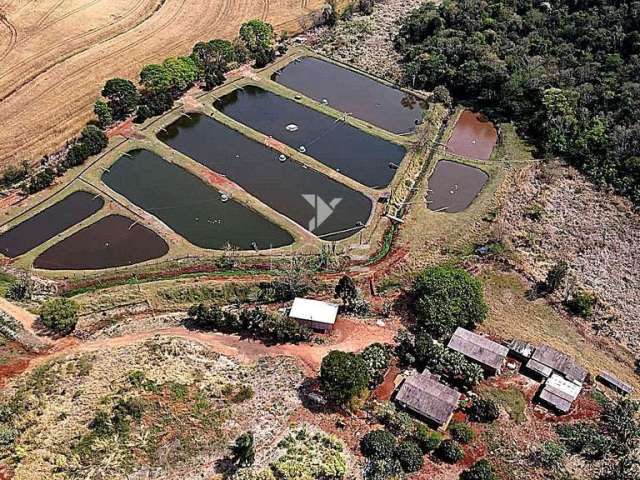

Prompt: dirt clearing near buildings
xmin=0 ymin=0 xmax=325 ymax=169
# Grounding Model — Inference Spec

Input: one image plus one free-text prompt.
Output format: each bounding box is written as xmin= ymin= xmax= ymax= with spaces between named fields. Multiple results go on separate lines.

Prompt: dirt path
xmin=9 ymin=316 xmax=397 ymax=380
xmin=0 ymin=297 xmax=37 ymax=333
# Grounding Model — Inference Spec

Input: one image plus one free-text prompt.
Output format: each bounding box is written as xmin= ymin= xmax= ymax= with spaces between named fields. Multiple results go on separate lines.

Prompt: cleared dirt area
xmin=0 ymin=0 xmax=325 ymax=168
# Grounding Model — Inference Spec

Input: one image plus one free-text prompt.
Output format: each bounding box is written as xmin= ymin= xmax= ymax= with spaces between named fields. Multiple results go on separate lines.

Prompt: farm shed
xmin=448 ymin=327 xmax=508 ymax=375
xmin=288 ymin=297 xmax=339 ymax=333
xmin=538 ymin=374 xmax=583 ymax=413
xmin=529 ymin=344 xmax=588 ymax=383
xmin=395 ymin=372 xmax=461 ymax=430
xmin=597 ymin=371 xmax=634 ymax=395
xmin=525 ymin=358 xmax=553 ymax=379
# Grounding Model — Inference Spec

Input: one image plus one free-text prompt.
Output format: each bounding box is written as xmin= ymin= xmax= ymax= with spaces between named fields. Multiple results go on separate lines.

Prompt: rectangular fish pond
xmin=272 ymin=57 xmax=426 ymax=134
xmin=102 ymin=149 xmax=294 ymax=250
xmin=34 ymin=214 xmax=169 ymax=270
xmin=446 ymin=111 xmax=497 ymax=161
xmin=426 ymin=160 xmax=488 ymax=213
xmin=158 ymin=114 xmax=373 ymax=242
xmin=0 ymin=191 xmax=104 ymax=258
xmin=213 ymin=85 xmax=407 ymax=188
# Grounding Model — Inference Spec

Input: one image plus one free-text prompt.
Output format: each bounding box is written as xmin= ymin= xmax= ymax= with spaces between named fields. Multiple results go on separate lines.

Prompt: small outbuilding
xmin=538 ymin=373 xmax=583 ymax=413
xmin=597 ymin=371 xmax=634 ymax=396
xmin=508 ymin=339 xmax=535 ymax=361
xmin=529 ymin=344 xmax=588 ymax=383
xmin=395 ymin=371 xmax=461 ymax=430
xmin=448 ymin=327 xmax=509 ymax=375
xmin=288 ymin=297 xmax=339 ymax=333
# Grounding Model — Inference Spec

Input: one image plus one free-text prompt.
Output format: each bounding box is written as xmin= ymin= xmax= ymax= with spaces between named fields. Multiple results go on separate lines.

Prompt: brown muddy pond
xmin=426 ymin=160 xmax=488 ymax=213
xmin=0 ymin=191 xmax=104 ymax=258
xmin=272 ymin=57 xmax=426 ymax=134
xmin=214 ymin=85 xmax=406 ymax=188
xmin=33 ymin=214 xmax=169 ymax=270
xmin=446 ymin=111 xmax=497 ymax=161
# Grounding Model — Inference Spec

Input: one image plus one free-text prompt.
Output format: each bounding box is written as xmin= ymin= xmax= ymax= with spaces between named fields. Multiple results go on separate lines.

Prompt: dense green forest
xmin=396 ymin=0 xmax=640 ymax=205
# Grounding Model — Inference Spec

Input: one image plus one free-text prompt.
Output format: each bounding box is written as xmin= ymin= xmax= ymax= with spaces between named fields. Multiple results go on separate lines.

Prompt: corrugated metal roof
xmin=598 ymin=371 xmax=634 ymax=395
xmin=539 ymin=374 xmax=583 ymax=413
xmin=289 ymin=298 xmax=339 ymax=325
xmin=448 ymin=327 xmax=508 ymax=371
xmin=508 ymin=339 xmax=535 ymax=358
xmin=526 ymin=358 xmax=553 ymax=378
xmin=395 ymin=372 xmax=461 ymax=425
xmin=531 ymin=345 xmax=587 ymax=383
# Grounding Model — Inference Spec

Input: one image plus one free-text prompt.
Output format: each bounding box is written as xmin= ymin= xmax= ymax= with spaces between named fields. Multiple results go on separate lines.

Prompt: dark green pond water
xmin=214 ymin=85 xmax=406 ymax=188
xmin=0 ymin=191 xmax=104 ymax=258
xmin=157 ymin=114 xmax=373 ymax=241
xmin=272 ymin=57 xmax=426 ymax=134
xmin=102 ymin=149 xmax=294 ymax=250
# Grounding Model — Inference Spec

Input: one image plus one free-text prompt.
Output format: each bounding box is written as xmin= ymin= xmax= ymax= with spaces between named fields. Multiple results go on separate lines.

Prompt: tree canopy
xmin=412 ymin=265 xmax=487 ymax=338
xmin=320 ymin=350 xmax=370 ymax=406
xmin=396 ymin=0 xmax=640 ymax=205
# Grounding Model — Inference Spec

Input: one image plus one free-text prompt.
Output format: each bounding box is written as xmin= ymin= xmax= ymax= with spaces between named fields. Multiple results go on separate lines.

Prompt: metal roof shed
xmin=289 ymin=297 xmax=339 ymax=332
xmin=395 ymin=372 xmax=461 ymax=430
xmin=597 ymin=371 xmax=634 ymax=395
xmin=539 ymin=374 xmax=583 ymax=413
xmin=531 ymin=345 xmax=588 ymax=383
xmin=448 ymin=327 xmax=509 ymax=374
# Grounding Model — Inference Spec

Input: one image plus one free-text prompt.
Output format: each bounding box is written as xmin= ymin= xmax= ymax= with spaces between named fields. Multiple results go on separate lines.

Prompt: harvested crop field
xmin=0 ymin=0 xmax=326 ymax=168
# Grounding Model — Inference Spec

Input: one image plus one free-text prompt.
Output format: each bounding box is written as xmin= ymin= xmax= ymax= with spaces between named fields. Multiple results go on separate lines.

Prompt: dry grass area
xmin=494 ymin=161 xmax=640 ymax=354
xmin=0 ymin=335 xmax=305 ymax=479
xmin=0 ymin=0 xmax=325 ymax=168
xmin=306 ymin=0 xmax=425 ymax=83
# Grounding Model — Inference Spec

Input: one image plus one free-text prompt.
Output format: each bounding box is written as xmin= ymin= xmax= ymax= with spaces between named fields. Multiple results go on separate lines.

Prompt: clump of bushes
xmin=360 ymin=429 xmax=423 ymax=478
xmin=39 ymin=297 xmax=79 ymax=334
xmin=334 ymin=275 xmax=370 ymax=315
xmin=187 ymin=304 xmax=311 ymax=344
xmin=413 ymin=423 xmax=443 ymax=452
xmin=436 ymin=439 xmax=464 ymax=463
xmin=467 ymin=397 xmax=500 ymax=423
xmin=395 ymin=330 xmax=484 ymax=389
xmin=460 ymin=459 xmax=497 ymax=480
xmin=449 ymin=422 xmax=474 ymax=444
xmin=361 ymin=343 xmax=391 ymax=388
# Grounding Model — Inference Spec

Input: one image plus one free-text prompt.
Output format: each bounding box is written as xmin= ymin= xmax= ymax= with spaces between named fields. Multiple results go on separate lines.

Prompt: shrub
xmin=412 ymin=266 xmax=487 ymax=338
xmin=535 ymin=441 xmax=567 ymax=470
xmin=449 ymin=422 xmax=474 ymax=444
xmin=361 ymin=343 xmax=391 ymax=388
xmin=360 ymin=430 xmax=397 ymax=460
xmin=413 ymin=424 xmax=443 ymax=452
xmin=601 ymin=398 xmax=640 ymax=453
xmin=320 ymin=350 xmax=370 ymax=406
xmin=555 ymin=422 xmax=611 ymax=459
xmin=93 ymin=99 xmax=112 ymax=129
xmin=1 ymin=161 xmax=29 ymax=186
xmin=460 ymin=459 xmax=497 ymax=480
xmin=39 ymin=298 xmax=79 ymax=334
xmin=566 ymin=288 xmax=597 ymax=317
xmin=364 ymin=458 xmax=404 ymax=480
xmin=232 ymin=431 xmax=255 ymax=467
xmin=24 ymin=167 xmax=56 ymax=194
xmin=395 ymin=440 xmax=423 ymax=473
xmin=437 ymin=439 xmax=464 ymax=463
xmin=467 ymin=398 xmax=500 ymax=423
xmin=545 ymin=261 xmax=569 ymax=294
xmin=5 ymin=279 xmax=30 ymax=301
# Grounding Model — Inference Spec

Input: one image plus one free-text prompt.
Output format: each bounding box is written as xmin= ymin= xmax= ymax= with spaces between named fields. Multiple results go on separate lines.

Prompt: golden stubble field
xmin=0 ymin=0 xmax=325 ymax=169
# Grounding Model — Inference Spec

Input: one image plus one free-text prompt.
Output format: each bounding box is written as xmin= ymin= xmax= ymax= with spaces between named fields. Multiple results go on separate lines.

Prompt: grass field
xmin=0 ymin=0 xmax=327 ymax=169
